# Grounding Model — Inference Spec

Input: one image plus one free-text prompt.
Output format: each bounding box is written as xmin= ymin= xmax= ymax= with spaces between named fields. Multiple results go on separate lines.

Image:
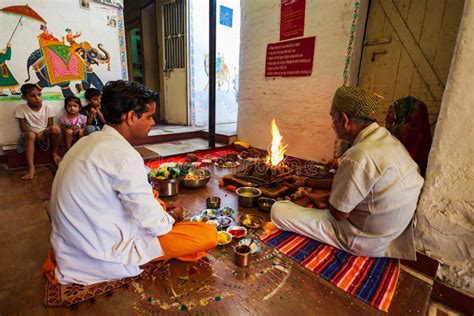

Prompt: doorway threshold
xmin=202 ymin=122 xmax=237 ymax=136
xmin=148 ymin=125 xmax=204 ymax=136
xmin=132 ymin=124 xmax=237 ymax=147
xmin=136 ymin=138 xmax=226 ymax=160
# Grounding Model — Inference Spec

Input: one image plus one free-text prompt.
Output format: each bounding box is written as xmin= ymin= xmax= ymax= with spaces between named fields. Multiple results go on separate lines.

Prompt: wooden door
xmin=358 ymin=0 xmax=464 ymax=129
xmin=157 ymin=0 xmax=188 ymax=125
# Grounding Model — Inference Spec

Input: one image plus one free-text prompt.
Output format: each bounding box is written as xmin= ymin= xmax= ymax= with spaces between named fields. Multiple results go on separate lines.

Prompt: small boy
xmin=15 ymin=84 xmax=61 ymax=180
xmin=81 ymin=88 xmax=105 ymax=135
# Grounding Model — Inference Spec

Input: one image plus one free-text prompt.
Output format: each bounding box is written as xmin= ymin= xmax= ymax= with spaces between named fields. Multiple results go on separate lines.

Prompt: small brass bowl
xmin=236 ymin=187 xmax=262 ymax=208
xmin=240 ymin=214 xmax=265 ymax=229
xmin=206 ymin=196 xmax=221 ymax=209
xmin=257 ymin=197 xmax=276 ymax=213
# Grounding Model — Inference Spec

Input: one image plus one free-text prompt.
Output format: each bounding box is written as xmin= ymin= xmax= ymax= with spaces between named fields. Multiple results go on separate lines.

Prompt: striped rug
xmin=260 ymin=229 xmax=400 ymax=312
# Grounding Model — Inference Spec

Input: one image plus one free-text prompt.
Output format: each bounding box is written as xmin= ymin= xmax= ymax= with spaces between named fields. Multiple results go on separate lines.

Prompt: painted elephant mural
xmin=25 ymin=41 xmax=110 ymax=97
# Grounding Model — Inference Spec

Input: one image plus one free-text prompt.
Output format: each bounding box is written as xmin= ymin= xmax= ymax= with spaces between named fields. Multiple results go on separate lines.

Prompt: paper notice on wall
xmin=280 ymin=0 xmax=306 ymax=41
xmin=265 ymin=36 xmax=316 ymax=77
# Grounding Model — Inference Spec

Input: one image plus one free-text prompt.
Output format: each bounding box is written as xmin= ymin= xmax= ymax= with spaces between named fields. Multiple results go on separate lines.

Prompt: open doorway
xmin=125 ymin=0 xmax=161 ymax=123
xmin=126 ymin=27 xmax=144 ymax=84
xmin=189 ymin=0 xmax=240 ymax=136
xmin=124 ymin=0 xmax=240 ymax=137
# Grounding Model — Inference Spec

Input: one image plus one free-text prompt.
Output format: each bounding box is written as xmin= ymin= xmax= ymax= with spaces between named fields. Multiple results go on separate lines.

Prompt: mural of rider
xmin=64 ymin=28 xmax=81 ymax=51
xmin=25 ymin=24 xmax=110 ymax=97
xmin=0 ymin=42 xmax=21 ymax=96
xmin=38 ymin=24 xmax=60 ymax=43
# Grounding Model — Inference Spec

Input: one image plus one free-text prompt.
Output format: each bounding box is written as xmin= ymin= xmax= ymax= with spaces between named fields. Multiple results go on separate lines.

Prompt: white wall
xmin=416 ymin=1 xmax=473 ymax=295
xmin=0 ymin=0 xmax=126 ymax=147
xmin=238 ymin=0 xmax=362 ymax=162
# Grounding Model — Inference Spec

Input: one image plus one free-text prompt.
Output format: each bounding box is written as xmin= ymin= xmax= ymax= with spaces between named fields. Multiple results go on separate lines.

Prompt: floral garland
xmin=343 ymin=0 xmax=361 ymax=85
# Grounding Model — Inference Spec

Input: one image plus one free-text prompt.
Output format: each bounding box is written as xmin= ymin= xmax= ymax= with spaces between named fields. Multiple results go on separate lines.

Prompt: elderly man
xmin=271 ymin=86 xmax=424 ymax=260
xmin=42 ymin=80 xmax=217 ymax=285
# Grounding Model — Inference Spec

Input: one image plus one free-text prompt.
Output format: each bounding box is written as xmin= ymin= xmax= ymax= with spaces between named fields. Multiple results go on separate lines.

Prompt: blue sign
xmin=220 ymin=5 xmax=233 ymax=27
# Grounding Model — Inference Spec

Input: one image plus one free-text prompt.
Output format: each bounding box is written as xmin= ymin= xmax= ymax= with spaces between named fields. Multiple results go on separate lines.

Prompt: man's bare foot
xmin=21 ymin=168 xmax=35 ymax=180
xmin=52 ymin=154 xmax=62 ymax=166
xmin=302 ymin=190 xmax=330 ymax=209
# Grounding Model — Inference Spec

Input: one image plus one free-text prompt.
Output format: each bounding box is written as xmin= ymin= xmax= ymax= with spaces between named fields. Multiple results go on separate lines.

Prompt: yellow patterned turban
xmin=331 ymin=86 xmax=385 ymax=120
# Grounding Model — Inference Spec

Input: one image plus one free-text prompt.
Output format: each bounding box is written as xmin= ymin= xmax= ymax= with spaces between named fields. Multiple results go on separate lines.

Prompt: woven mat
xmin=44 ymin=262 xmax=162 ymax=307
xmin=260 ymin=229 xmax=400 ymax=312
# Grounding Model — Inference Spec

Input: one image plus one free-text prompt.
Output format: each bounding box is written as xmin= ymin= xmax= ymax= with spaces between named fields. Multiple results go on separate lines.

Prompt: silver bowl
xmin=181 ymin=168 xmax=211 ymax=189
xmin=236 ymin=187 xmax=262 ymax=208
xmin=149 ymin=177 xmax=181 ymax=197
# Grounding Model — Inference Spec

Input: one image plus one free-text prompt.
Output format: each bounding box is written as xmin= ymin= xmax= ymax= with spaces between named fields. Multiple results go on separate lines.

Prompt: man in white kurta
xmin=271 ymin=86 xmax=424 ymax=260
xmin=46 ymin=80 xmax=217 ymax=285
xmin=49 ymin=125 xmax=174 ymax=284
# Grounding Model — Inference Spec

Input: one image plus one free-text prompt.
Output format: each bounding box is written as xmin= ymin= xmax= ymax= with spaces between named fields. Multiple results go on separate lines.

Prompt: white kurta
xmin=49 ymin=125 xmax=175 ymax=285
xmin=272 ymin=123 xmax=424 ymax=260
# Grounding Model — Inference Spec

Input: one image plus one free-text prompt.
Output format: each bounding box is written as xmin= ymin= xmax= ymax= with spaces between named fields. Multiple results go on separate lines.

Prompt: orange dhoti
xmin=42 ymin=222 xmax=218 ymax=285
xmin=154 ymin=222 xmax=217 ymax=261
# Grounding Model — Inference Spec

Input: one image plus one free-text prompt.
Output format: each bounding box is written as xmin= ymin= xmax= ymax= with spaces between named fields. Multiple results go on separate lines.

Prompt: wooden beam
xmin=208 ymin=0 xmax=217 ymax=148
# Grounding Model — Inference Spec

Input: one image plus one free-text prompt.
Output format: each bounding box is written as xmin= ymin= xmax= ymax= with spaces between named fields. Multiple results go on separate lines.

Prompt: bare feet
xmin=52 ymin=154 xmax=62 ymax=166
xmin=302 ymin=190 xmax=330 ymax=209
xmin=21 ymin=168 xmax=35 ymax=180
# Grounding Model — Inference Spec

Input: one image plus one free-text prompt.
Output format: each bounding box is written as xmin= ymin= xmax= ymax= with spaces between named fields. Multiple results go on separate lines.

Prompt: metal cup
xmin=206 ymin=196 xmax=221 ymax=209
xmin=234 ymin=245 xmax=251 ymax=267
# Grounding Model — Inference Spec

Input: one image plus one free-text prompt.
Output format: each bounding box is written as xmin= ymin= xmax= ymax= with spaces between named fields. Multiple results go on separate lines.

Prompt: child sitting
xmin=15 ymin=84 xmax=61 ymax=180
xmin=81 ymin=88 xmax=105 ymax=135
xmin=59 ymin=96 xmax=87 ymax=151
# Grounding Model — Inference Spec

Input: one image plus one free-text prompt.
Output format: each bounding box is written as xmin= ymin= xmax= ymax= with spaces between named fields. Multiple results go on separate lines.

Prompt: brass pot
xmin=236 ymin=187 xmax=262 ymax=208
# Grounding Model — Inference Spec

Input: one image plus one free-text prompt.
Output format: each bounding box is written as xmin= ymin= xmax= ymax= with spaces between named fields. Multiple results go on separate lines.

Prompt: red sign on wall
xmin=265 ymin=36 xmax=316 ymax=77
xmin=280 ymin=0 xmax=306 ymax=41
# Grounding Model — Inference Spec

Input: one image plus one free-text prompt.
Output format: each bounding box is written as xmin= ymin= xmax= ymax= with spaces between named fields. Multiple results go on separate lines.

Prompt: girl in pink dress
xmin=60 ymin=96 xmax=87 ymax=150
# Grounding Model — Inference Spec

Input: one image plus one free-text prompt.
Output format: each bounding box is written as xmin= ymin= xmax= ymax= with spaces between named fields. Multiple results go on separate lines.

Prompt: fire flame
xmin=266 ymin=119 xmax=288 ymax=167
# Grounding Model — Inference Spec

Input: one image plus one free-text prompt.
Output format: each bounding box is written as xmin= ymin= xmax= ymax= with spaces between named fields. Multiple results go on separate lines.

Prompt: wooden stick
xmin=8 ymin=16 xmax=23 ymax=43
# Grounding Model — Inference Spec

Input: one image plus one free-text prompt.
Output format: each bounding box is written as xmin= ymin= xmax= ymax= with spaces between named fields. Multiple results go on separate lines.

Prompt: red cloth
xmin=386 ymin=97 xmax=432 ymax=176
xmin=145 ymin=146 xmax=238 ymax=169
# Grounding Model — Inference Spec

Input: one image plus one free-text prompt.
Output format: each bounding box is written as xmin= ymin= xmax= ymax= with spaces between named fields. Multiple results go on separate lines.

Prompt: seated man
xmin=44 ymin=80 xmax=217 ymax=285
xmin=271 ymin=86 xmax=424 ymax=260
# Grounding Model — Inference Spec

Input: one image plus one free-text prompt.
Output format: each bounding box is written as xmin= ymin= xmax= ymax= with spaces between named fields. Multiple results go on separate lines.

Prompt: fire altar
xmin=223 ymin=120 xmax=331 ymax=198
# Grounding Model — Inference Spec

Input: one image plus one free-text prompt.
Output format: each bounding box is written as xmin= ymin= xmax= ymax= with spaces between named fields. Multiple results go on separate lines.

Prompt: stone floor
xmin=0 ymin=161 xmax=450 ymax=315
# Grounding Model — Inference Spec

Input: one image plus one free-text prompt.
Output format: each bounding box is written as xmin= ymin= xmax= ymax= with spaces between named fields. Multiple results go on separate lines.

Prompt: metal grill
xmin=163 ymin=0 xmax=186 ymax=69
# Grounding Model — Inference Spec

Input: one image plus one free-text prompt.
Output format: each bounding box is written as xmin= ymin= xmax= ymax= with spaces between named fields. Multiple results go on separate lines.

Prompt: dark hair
xmin=64 ymin=96 xmax=82 ymax=112
xmin=101 ymin=80 xmax=159 ymax=124
xmin=84 ymin=88 xmax=101 ymax=101
xmin=20 ymin=83 xmax=40 ymax=97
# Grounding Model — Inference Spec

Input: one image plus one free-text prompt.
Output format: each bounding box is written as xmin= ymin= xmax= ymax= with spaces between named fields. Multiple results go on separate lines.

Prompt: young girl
xmin=60 ymin=96 xmax=87 ymax=150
